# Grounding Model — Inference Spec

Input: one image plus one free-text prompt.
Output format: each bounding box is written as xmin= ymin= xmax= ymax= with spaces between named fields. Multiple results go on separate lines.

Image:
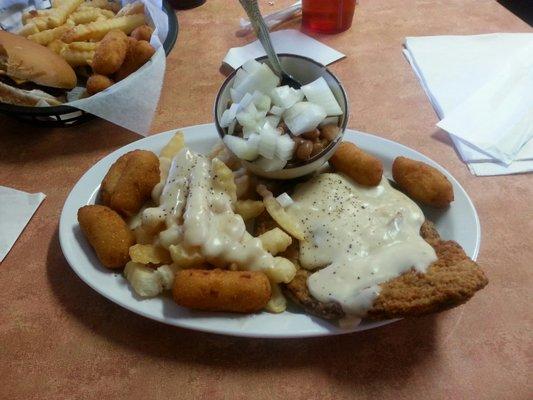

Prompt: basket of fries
xmin=0 ymin=0 xmax=178 ymax=128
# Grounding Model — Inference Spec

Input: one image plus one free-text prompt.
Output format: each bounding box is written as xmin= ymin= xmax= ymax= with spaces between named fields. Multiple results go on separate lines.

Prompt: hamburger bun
xmin=0 ymin=30 xmax=76 ymax=89
xmin=0 ymin=81 xmax=62 ymax=106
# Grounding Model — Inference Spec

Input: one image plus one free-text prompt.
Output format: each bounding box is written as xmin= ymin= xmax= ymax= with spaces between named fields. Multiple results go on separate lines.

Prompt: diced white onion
xmin=230 ymin=88 xmax=244 ymax=103
xmin=236 ymin=111 xmax=257 ymax=129
xmin=242 ymin=59 xmax=263 ymax=74
xmin=270 ymin=105 xmax=285 ymax=116
xmin=252 ymin=90 xmax=271 ymax=111
xmin=238 ymin=92 xmax=254 ymax=110
xmin=275 ymin=134 xmax=295 ymax=161
xmin=253 ymin=156 xmax=287 ymax=172
xmin=228 ymin=119 xmax=237 ymax=135
xmin=270 ymin=85 xmax=304 ymax=109
xmin=234 ymin=63 xmax=280 ymax=96
xmin=247 ymin=133 xmax=261 ymax=150
xmin=223 ymin=135 xmax=259 ymax=161
xmin=236 ymin=102 xmax=261 ymax=129
xmin=319 ymin=116 xmax=340 ymax=127
xmin=276 ymin=192 xmax=294 ymax=208
xmin=223 ymin=65 xmax=344 ymax=173
xmin=220 ymin=102 xmax=239 ymax=128
xmin=283 ymin=102 xmax=327 ymax=135
xmin=258 ymin=129 xmax=278 ymax=159
xmin=258 ymin=120 xmax=279 ymax=135
xmin=265 ymin=115 xmax=281 ymax=129
xmin=242 ymin=125 xmax=256 ymax=138
xmin=255 ymin=109 xmax=268 ymax=121
xmin=301 ymin=77 xmax=342 ymax=116
xmin=233 ymin=68 xmax=248 ymax=88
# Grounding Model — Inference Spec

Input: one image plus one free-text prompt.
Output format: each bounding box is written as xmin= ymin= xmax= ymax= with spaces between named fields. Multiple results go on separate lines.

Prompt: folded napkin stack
xmin=404 ymin=33 xmax=533 ymax=176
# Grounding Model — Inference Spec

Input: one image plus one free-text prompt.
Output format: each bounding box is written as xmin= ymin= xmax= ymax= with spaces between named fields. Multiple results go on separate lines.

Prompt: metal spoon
xmin=238 ymin=0 xmax=302 ymax=88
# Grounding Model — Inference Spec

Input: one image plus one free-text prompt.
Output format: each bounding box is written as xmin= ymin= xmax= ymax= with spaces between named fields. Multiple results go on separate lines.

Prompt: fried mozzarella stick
xmin=392 ymin=157 xmax=454 ymax=208
xmin=329 ymin=141 xmax=383 ymax=187
xmin=78 ymin=205 xmax=135 ymax=269
xmin=173 ymin=269 xmax=272 ymax=313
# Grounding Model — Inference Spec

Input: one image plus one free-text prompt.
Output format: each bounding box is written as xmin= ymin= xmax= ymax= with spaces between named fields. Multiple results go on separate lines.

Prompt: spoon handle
xmin=238 ymin=0 xmax=283 ymax=76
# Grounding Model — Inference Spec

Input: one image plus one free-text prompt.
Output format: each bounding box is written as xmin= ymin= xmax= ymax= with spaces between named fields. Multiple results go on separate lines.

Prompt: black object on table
xmin=0 ymin=0 xmax=179 ymax=127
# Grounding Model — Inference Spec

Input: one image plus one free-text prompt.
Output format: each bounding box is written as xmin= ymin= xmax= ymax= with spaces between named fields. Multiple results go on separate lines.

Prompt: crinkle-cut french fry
xmin=258 ymin=228 xmax=292 ymax=256
xmin=160 ymin=131 xmax=185 ymax=160
xmin=68 ymin=41 xmax=99 ymax=51
xmin=47 ymin=39 xmax=67 ymax=54
xmin=235 ymin=173 xmax=254 ymax=199
xmin=271 ymin=256 xmax=297 ymax=284
xmin=169 ymin=244 xmax=205 ymax=269
xmin=22 ymin=9 xmax=51 ymax=25
xmin=70 ymin=9 xmax=103 ymax=25
xmin=100 ymin=9 xmax=115 ymax=18
xmin=33 ymin=16 xmax=50 ymax=30
xmin=60 ymin=48 xmax=95 ymax=67
xmin=17 ymin=22 xmax=40 ymax=37
xmin=257 ymin=185 xmax=305 ymax=241
xmin=79 ymin=0 xmax=121 ymax=13
xmin=47 ymin=0 xmax=85 ymax=28
xmin=234 ymin=200 xmax=265 ymax=220
xmin=17 ymin=15 xmax=50 ymax=37
xmin=70 ymin=8 xmax=115 ymax=25
xmin=27 ymin=23 xmax=73 ymax=45
xmin=61 ymin=13 xmax=145 ymax=43
xmin=212 ymin=158 xmax=237 ymax=203
xmin=129 ymin=244 xmax=172 ymax=265
xmin=133 ymin=225 xmax=154 ymax=245
xmin=116 ymin=1 xmax=145 ymax=17
xmin=265 ymin=283 xmax=287 ymax=313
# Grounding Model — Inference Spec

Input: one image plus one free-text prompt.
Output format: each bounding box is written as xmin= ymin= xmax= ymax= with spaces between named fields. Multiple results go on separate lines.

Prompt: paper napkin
xmin=404 ymin=33 xmax=533 ymax=176
xmin=0 ymin=186 xmax=45 ymax=262
xmin=223 ymin=29 xmax=345 ymax=69
xmin=437 ymin=43 xmax=533 ymax=165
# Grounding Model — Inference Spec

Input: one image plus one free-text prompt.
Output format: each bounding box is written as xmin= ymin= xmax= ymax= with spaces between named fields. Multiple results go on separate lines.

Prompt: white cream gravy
xmin=286 ymin=173 xmax=437 ymax=316
xmin=141 ymin=149 xmax=291 ymax=282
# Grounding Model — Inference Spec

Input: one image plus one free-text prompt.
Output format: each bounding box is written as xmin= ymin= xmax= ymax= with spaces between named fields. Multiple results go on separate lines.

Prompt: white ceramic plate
xmin=59 ymin=123 xmax=480 ymax=338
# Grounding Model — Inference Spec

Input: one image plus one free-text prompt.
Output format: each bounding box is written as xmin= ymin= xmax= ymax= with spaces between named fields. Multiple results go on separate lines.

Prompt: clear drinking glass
xmin=302 ymin=0 xmax=356 ymax=34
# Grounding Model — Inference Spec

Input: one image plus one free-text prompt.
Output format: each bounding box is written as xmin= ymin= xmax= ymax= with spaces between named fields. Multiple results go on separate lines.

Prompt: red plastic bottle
xmin=302 ymin=0 xmax=356 ymax=34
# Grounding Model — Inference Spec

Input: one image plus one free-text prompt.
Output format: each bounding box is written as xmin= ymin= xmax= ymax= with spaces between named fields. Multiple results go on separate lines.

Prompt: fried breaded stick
xmin=329 ymin=141 xmax=383 ymax=187
xmin=77 ymin=205 xmax=135 ymax=269
xmin=392 ymin=156 xmax=454 ymax=208
xmin=173 ymin=269 xmax=272 ymax=313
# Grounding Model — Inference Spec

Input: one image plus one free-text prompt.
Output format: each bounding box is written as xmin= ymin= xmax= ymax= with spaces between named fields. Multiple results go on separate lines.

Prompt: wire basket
xmin=0 ymin=1 xmax=178 ymax=127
